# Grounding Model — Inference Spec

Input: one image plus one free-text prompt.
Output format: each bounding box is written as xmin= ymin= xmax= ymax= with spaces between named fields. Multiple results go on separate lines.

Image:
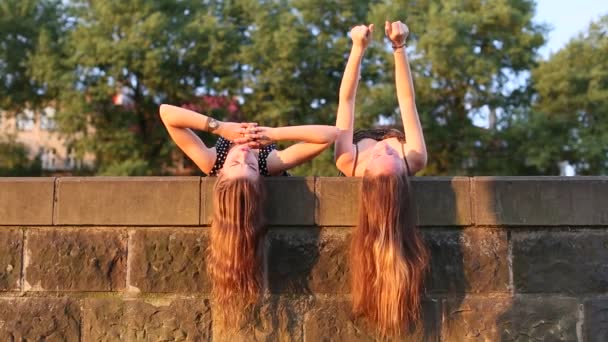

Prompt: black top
xmin=340 ymin=128 xmax=411 ymax=176
xmin=209 ymin=137 xmax=288 ymax=176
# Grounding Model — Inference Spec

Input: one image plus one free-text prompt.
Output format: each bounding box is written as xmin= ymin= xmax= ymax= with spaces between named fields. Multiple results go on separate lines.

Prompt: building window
xmin=40 ymin=107 xmax=57 ymax=131
xmin=16 ymin=109 xmax=35 ymax=131
xmin=65 ymin=146 xmax=81 ymax=169
xmin=41 ymin=148 xmax=57 ymax=170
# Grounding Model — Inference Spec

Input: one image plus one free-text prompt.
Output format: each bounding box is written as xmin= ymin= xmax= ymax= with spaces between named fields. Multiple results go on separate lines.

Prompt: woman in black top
xmin=334 ymin=21 xmax=429 ymax=337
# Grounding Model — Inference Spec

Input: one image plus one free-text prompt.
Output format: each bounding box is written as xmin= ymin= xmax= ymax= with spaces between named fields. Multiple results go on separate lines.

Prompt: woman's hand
xmin=350 ymin=24 xmax=374 ymax=50
xmin=216 ymin=122 xmax=258 ymax=143
xmin=243 ymin=126 xmax=275 ymax=149
xmin=385 ymin=20 xmax=409 ymax=47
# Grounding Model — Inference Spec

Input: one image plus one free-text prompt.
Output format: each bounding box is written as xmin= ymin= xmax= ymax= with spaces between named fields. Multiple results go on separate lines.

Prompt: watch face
xmin=209 ymin=119 xmax=218 ymax=129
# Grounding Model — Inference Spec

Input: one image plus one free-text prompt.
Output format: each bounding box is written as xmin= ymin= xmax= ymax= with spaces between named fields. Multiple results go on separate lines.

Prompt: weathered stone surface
xmin=474 ymin=176 xmax=608 ymax=225
xmin=412 ymin=177 xmax=472 ymax=226
xmin=304 ymin=299 xmax=439 ymax=341
xmin=0 ymin=228 xmax=22 ymax=291
xmin=443 ymin=296 xmax=579 ymax=341
xmin=268 ymin=228 xmax=350 ymax=294
xmin=0 ymin=297 xmax=81 ymax=341
xmin=83 ymin=297 xmax=211 ymax=342
xmin=315 ymin=177 xmax=361 ymax=226
xmin=25 ymin=228 xmax=127 ymax=291
xmin=213 ymin=296 xmax=312 ymax=342
xmin=442 ymin=296 xmax=511 ymax=341
xmin=202 ymin=177 xmax=316 ymax=226
xmin=585 ymin=298 xmax=608 ymax=342
xmin=497 ymin=296 xmax=579 ymax=341
xmin=129 ymin=228 xmax=210 ymax=293
xmin=512 ymin=230 xmax=608 ymax=294
xmin=82 ymin=297 xmax=127 ymax=341
xmin=265 ymin=177 xmax=315 ymax=226
xmin=55 ymin=177 xmax=200 ymax=225
xmin=129 ymin=298 xmax=212 ymax=341
xmin=425 ymin=228 xmax=509 ymax=294
xmin=315 ymin=177 xmax=472 ymax=227
xmin=200 ymin=177 xmax=214 ymax=226
xmin=0 ymin=178 xmax=54 ymax=225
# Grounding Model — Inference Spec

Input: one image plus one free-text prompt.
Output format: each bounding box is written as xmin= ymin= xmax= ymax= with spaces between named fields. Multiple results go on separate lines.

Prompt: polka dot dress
xmin=209 ymin=137 xmax=287 ymax=176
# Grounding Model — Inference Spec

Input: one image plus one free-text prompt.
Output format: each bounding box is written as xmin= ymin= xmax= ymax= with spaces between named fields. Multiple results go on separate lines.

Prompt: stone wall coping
xmin=1 ymin=176 xmax=606 ymax=226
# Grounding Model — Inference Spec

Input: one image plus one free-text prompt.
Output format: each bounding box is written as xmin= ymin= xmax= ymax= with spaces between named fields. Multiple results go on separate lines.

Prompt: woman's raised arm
xmin=387 ymin=21 xmax=427 ymax=172
xmin=334 ymin=24 xmax=374 ymax=175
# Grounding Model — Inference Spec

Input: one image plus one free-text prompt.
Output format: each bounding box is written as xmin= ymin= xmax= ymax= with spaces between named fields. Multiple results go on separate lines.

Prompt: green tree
xmin=0 ymin=0 xmax=63 ymax=112
xmin=30 ymin=0 xmax=245 ymax=175
xmin=0 ymin=133 xmax=42 ymax=176
xmin=364 ymin=0 xmax=546 ymax=175
xmin=20 ymin=0 xmax=550 ymax=176
xmin=531 ymin=15 xmax=608 ymax=174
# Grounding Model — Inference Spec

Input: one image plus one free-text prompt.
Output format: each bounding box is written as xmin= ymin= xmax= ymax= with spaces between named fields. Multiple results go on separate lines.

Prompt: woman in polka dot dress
xmin=159 ymin=104 xmax=338 ymax=321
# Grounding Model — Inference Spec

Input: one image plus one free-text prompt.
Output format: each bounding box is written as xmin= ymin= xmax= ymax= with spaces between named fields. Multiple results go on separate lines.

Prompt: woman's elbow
xmin=159 ymin=104 xmax=167 ymax=118
xmin=413 ymin=153 xmax=428 ymax=172
xmin=159 ymin=104 xmax=173 ymax=125
xmin=329 ymin=127 xmax=339 ymax=142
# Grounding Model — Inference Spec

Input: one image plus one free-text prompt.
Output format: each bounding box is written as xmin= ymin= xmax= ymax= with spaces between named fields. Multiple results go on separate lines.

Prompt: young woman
xmin=159 ymin=104 xmax=338 ymax=319
xmin=334 ymin=22 xmax=430 ymax=336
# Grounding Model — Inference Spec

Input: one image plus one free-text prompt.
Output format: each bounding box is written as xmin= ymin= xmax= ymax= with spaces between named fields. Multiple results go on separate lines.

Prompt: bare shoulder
xmin=400 ymin=142 xmax=427 ymax=174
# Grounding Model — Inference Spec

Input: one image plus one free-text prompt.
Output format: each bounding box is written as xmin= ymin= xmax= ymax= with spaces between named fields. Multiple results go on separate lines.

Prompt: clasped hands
xmin=217 ymin=122 xmax=273 ymax=149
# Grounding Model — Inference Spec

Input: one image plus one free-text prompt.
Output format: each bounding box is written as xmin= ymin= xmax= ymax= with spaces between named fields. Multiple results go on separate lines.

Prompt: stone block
xmin=82 ymin=297 xmax=127 ymax=341
xmin=0 ymin=297 xmax=81 ymax=341
xmin=55 ymin=177 xmax=200 ymax=225
xmin=268 ymin=228 xmax=350 ymax=294
xmin=512 ymin=230 xmax=608 ymax=294
xmin=442 ymin=296 xmax=511 ymax=341
xmin=412 ymin=177 xmax=472 ymax=226
xmin=315 ymin=177 xmax=471 ymax=227
xmin=24 ymin=228 xmax=127 ymax=291
xmin=499 ymin=296 xmax=579 ymax=341
xmin=128 ymin=228 xmax=210 ymax=293
xmin=0 ymin=228 xmax=22 ymax=291
xmin=474 ymin=176 xmax=608 ymax=226
xmin=201 ymin=177 xmax=316 ymax=226
xmin=200 ymin=177 xmax=214 ymax=225
xmin=212 ymin=296 xmax=312 ymax=342
xmin=585 ymin=298 xmax=608 ymax=342
xmin=0 ymin=178 xmax=54 ymax=225
xmin=443 ymin=295 xmax=579 ymax=341
xmin=425 ymin=228 xmax=509 ymax=294
xmin=265 ymin=177 xmax=315 ymax=226
xmin=82 ymin=297 xmax=211 ymax=341
xmin=315 ymin=177 xmax=360 ymax=226
xmin=303 ymin=298 xmax=440 ymax=341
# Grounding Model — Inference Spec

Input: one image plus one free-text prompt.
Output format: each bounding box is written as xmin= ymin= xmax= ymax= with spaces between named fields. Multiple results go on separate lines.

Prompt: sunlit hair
xmin=207 ymin=172 xmax=266 ymax=323
xmin=350 ymin=170 xmax=430 ymax=336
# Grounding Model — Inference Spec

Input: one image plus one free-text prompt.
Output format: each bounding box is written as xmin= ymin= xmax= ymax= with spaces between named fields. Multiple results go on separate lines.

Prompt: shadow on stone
xmin=416 ymin=177 xmax=470 ymax=341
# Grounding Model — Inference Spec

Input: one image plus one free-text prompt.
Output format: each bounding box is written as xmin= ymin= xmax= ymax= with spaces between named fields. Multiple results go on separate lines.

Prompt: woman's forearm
xmin=339 ymin=46 xmax=365 ymax=102
xmin=270 ymin=125 xmax=338 ymax=144
xmin=394 ymin=49 xmax=427 ymax=160
xmin=159 ymin=104 xmax=211 ymax=131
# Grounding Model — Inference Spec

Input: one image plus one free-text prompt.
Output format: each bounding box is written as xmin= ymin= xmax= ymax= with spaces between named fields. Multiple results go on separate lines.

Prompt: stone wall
xmin=1 ymin=176 xmax=607 ymax=341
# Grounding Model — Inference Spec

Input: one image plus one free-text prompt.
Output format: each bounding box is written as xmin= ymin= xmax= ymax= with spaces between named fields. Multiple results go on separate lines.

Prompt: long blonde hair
xmin=207 ymin=172 xmax=266 ymax=321
xmin=350 ymin=171 xmax=429 ymax=336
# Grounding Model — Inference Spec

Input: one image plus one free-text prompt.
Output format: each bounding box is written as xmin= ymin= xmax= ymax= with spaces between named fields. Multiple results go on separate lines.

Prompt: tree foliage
xmin=0 ymin=0 xmax=63 ymax=112
xmin=2 ymin=0 xmax=606 ymax=176
xmin=531 ymin=15 xmax=608 ymax=174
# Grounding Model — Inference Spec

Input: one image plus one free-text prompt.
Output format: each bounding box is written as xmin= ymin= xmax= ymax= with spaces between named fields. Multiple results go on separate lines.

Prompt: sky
xmin=535 ymin=0 xmax=607 ymax=58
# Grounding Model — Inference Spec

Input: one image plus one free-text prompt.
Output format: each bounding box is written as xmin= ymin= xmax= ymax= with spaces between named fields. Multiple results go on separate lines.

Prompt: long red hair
xmin=207 ymin=173 xmax=266 ymax=322
xmin=350 ymin=171 xmax=429 ymax=336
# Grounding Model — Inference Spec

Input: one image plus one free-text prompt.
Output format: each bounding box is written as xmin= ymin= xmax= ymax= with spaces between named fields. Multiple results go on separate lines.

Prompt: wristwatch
xmin=207 ymin=117 xmax=220 ymax=132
